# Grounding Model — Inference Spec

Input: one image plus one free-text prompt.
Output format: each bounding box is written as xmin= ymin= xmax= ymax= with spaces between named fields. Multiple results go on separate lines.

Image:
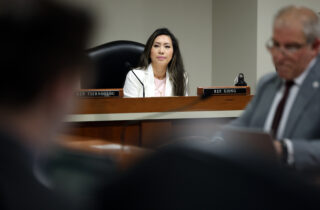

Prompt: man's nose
xmin=274 ymin=50 xmax=286 ymax=62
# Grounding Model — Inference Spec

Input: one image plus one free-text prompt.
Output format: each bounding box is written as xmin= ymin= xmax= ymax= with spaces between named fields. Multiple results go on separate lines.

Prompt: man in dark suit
xmin=231 ymin=6 xmax=320 ymax=171
xmin=0 ymin=0 xmax=93 ymax=209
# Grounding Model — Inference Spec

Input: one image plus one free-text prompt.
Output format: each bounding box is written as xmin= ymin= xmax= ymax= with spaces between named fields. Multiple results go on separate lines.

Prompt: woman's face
xmin=150 ymin=35 xmax=174 ymax=67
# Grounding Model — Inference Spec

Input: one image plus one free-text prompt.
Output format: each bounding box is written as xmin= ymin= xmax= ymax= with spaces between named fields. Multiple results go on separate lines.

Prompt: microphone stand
xmin=131 ymin=70 xmax=145 ymax=98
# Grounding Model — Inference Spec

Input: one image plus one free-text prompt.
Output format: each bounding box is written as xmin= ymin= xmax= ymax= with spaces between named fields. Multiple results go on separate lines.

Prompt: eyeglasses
xmin=266 ymin=39 xmax=309 ymax=55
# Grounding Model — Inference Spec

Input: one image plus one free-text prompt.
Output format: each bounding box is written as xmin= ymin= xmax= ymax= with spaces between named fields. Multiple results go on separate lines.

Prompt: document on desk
xmin=91 ymin=144 xmax=122 ymax=150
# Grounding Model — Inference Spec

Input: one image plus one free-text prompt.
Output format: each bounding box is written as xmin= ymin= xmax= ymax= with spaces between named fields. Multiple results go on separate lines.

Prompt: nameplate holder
xmin=197 ymin=86 xmax=250 ymax=97
xmin=76 ymin=89 xmax=124 ymax=98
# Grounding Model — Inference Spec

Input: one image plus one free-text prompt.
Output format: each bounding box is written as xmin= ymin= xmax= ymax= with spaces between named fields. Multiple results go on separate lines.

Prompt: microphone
xmin=131 ymin=70 xmax=145 ymax=98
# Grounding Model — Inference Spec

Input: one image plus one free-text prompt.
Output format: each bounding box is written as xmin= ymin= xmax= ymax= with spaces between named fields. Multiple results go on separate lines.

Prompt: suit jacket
xmin=231 ymin=55 xmax=320 ymax=171
xmin=123 ymin=64 xmax=188 ymax=97
xmin=0 ymin=130 xmax=74 ymax=210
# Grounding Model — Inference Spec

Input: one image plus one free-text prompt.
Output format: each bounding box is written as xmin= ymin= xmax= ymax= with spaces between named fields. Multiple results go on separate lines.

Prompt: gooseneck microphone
xmin=131 ymin=70 xmax=145 ymax=98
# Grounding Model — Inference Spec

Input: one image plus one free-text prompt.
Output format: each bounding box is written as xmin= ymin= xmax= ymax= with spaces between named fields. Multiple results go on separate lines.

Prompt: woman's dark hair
xmin=139 ymin=28 xmax=186 ymax=96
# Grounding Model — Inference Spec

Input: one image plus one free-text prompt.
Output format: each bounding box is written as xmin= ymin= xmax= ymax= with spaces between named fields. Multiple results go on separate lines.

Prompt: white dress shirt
xmin=263 ymin=58 xmax=316 ymax=165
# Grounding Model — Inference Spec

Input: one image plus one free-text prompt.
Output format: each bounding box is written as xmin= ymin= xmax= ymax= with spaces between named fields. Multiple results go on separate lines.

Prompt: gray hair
xmin=274 ymin=5 xmax=320 ymax=43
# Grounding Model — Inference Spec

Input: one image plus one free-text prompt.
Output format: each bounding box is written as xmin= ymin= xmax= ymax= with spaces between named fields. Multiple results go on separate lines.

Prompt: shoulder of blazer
xmin=309 ymin=55 xmax=320 ymax=79
xmin=256 ymin=72 xmax=279 ymax=92
xmin=129 ymin=68 xmax=148 ymax=80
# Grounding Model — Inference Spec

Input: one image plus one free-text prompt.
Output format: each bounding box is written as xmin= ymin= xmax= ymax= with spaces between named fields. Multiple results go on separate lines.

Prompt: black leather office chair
xmin=81 ymin=40 xmax=145 ymax=89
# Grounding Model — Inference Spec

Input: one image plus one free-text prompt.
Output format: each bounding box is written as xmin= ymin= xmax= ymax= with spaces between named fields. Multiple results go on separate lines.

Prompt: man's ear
xmin=45 ymin=73 xmax=80 ymax=115
xmin=312 ymin=38 xmax=320 ymax=53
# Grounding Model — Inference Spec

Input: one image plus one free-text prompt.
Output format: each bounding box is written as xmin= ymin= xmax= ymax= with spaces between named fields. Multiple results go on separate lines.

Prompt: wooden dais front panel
xmin=72 ymin=95 xmax=253 ymax=114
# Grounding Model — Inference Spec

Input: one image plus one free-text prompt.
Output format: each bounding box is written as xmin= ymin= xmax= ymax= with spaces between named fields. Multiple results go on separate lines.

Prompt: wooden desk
xmin=59 ymin=135 xmax=152 ymax=170
xmin=64 ymin=95 xmax=252 ymax=148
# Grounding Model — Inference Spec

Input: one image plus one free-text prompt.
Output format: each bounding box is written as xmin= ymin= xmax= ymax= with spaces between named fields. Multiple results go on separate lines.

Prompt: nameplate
xmin=76 ymin=89 xmax=123 ymax=98
xmin=197 ymin=86 xmax=250 ymax=97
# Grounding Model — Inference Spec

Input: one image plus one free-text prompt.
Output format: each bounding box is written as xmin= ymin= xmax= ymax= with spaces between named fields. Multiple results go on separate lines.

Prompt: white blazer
xmin=123 ymin=64 xmax=188 ymax=97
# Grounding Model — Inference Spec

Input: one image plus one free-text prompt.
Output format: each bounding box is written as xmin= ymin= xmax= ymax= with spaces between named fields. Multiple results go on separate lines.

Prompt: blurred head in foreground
xmin=0 ymin=0 xmax=91 ymax=148
xmin=0 ymin=1 xmax=93 ymax=209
